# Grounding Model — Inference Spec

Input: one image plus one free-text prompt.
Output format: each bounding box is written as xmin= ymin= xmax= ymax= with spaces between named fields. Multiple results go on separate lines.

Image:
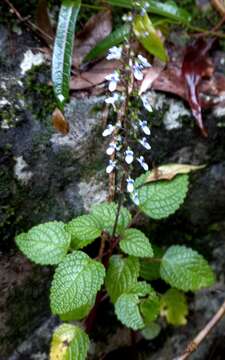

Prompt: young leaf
xmin=160 ymin=245 xmax=215 ymax=291
xmin=65 ymin=214 xmax=101 ymax=249
xmin=140 ymin=292 xmax=160 ymax=323
xmin=160 ymin=288 xmax=188 ymax=326
xmin=107 ymin=0 xmax=191 ymax=24
xmin=84 ymin=24 xmax=130 ymax=62
xmin=15 ymin=222 xmax=71 ymax=265
xmin=91 ymin=202 xmax=131 ymax=235
xmin=50 ymin=323 xmax=89 ymax=360
xmin=115 ymin=293 xmax=145 ymax=330
xmin=119 ymin=228 xmax=153 ymax=258
xmin=52 ymin=0 xmax=81 ymax=109
xmin=50 ymin=251 xmax=105 ymax=314
xmin=105 ymin=255 xmax=140 ymax=303
xmin=141 ymin=323 xmax=161 ymax=340
xmin=133 ymin=12 xmax=168 ymax=62
xmin=140 ymin=246 xmax=164 ymax=281
xmin=134 ymin=174 xmax=189 ymax=219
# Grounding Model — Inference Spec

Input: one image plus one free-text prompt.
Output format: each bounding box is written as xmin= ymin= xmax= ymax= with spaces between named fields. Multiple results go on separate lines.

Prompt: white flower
xmin=106 ymin=160 xmax=116 ymax=174
xmin=106 ymin=142 xmax=117 ymax=156
xmin=133 ymin=62 xmax=144 ymax=81
xmin=141 ymin=95 xmax=153 ymax=112
xmin=137 ymin=156 xmax=149 ymax=171
xmin=139 ymin=120 xmax=151 ymax=135
xmin=106 ymin=46 xmax=123 ymax=61
xmin=102 ymin=124 xmax=115 ymax=137
xmin=125 ymin=148 xmax=134 ymax=164
xmin=126 ymin=177 xmax=135 ymax=193
xmin=122 ymin=13 xmax=133 ymax=22
xmin=137 ymin=54 xmax=151 ymax=68
xmin=139 ymin=137 xmax=151 ymax=150
xmin=132 ymin=191 xmax=140 ymax=205
xmin=105 ymin=92 xmax=120 ymax=109
xmin=105 ymin=71 xmax=120 ymax=92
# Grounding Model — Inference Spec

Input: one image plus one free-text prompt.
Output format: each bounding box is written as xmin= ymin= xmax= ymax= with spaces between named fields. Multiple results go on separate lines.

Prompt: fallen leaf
xmin=52 ymin=108 xmax=70 ymax=135
xmin=145 ymin=163 xmax=205 ymax=182
xmin=73 ymin=10 xmax=112 ymax=68
xmin=36 ymin=0 xmax=54 ymax=46
xmin=139 ymin=64 xmax=165 ymax=95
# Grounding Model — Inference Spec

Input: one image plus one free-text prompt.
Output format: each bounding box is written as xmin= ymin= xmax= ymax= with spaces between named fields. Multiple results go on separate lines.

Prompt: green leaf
xmin=115 ymin=293 xmax=145 ymax=330
xmin=120 ymin=229 xmax=153 ymax=258
xmin=52 ymin=0 xmax=81 ymax=109
xmin=84 ymin=24 xmax=130 ymax=62
xmin=133 ymin=173 xmax=189 ymax=219
xmin=65 ymin=214 xmax=101 ymax=249
xmin=140 ymin=246 xmax=164 ymax=281
xmin=160 ymin=288 xmax=188 ymax=326
xmin=60 ymin=297 xmax=95 ymax=321
xmin=160 ymin=245 xmax=215 ymax=291
xmin=105 ymin=255 xmax=139 ymax=303
xmin=91 ymin=202 xmax=131 ymax=235
xmin=133 ymin=12 xmax=168 ymax=62
xmin=16 ymin=221 xmax=71 ymax=265
xmin=50 ymin=323 xmax=89 ymax=360
xmin=107 ymin=0 xmax=191 ymax=24
xmin=130 ymin=281 xmax=155 ymax=297
xmin=141 ymin=323 xmax=161 ymax=340
xmin=140 ymin=291 xmax=160 ymax=324
xmin=50 ymin=251 xmax=105 ymax=314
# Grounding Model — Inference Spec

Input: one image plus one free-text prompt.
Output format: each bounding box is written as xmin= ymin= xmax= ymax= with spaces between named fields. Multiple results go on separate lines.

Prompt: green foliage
xmin=119 ymin=228 xmax=153 ymax=258
xmin=50 ymin=251 xmax=105 ymax=315
xmin=59 ymin=299 xmax=95 ymax=321
xmin=160 ymin=245 xmax=215 ymax=291
xmin=141 ymin=323 xmax=161 ymax=340
xmin=140 ymin=291 xmax=160 ymax=323
xmin=133 ymin=174 xmax=189 ymax=219
xmin=140 ymin=246 xmax=164 ymax=281
xmin=15 ymin=221 xmax=71 ymax=265
xmin=52 ymin=0 xmax=81 ymax=109
xmin=160 ymin=288 xmax=188 ymax=326
xmin=133 ymin=12 xmax=168 ymax=62
xmin=115 ymin=293 xmax=145 ymax=330
xmin=91 ymin=202 xmax=131 ymax=235
xmin=65 ymin=214 xmax=101 ymax=249
xmin=105 ymin=255 xmax=140 ymax=303
xmin=50 ymin=323 xmax=89 ymax=360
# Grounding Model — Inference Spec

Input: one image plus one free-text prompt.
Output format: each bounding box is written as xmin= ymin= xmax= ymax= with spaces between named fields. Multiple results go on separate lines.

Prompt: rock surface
xmin=1 ymin=16 xmax=225 ymax=360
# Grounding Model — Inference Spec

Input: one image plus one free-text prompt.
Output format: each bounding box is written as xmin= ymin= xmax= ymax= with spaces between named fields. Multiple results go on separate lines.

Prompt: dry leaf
xmin=145 ymin=164 xmax=205 ymax=182
xmin=139 ymin=65 xmax=165 ymax=95
xmin=36 ymin=0 xmax=54 ymax=46
xmin=73 ymin=10 xmax=112 ymax=68
xmin=52 ymin=108 xmax=70 ymax=135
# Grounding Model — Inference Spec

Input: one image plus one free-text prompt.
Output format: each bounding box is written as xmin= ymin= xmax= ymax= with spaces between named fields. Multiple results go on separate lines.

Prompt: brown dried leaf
xmin=146 ymin=164 xmax=205 ymax=182
xmin=36 ymin=0 xmax=54 ymax=46
xmin=73 ymin=10 xmax=112 ymax=68
xmin=52 ymin=108 xmax=70 ymax=135
xmin=139 ymin=65 xmax=165 ymax=95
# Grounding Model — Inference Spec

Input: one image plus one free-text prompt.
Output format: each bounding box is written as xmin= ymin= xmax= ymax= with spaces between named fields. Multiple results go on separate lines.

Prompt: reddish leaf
xmin=52 ymin=108 xmax=70 ymax=135
xmin=181 ymin=38 xmax=214 ymax=137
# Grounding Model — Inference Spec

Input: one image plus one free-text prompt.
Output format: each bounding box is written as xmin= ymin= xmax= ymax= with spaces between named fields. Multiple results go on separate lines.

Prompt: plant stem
xmin=174 ymin=299 xmax=225 ymax=360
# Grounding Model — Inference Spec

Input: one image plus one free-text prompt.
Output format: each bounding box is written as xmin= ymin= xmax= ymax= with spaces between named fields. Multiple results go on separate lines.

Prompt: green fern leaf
xmin=160 ymin=288 xmax=188 ymax=326
xmin=160 ymin=245 xmax=215 ymax=291
xmin=50 ymin=251 xmax=105 ymax=314
xmin=133 ymin=174 xmax=189 ymax=219
xmin=105 ymin=255 xmax=139 ymax=303
xmin=115 ymin=293 xmax=145 ymax=330
xmin=15 ymin=221 xmax=71 ymax=265
xmin=65 ymin=214 xmax=101 ymax=249
xmin=120 ymin=229 xmax=153 ymax=258
xmin=50 ymin=323 xmax=89 ymax=360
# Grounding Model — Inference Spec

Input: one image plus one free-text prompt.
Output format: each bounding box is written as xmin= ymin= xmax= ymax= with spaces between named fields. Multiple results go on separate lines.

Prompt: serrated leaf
xmin=120 ymin=229 xmax=153 ymax=258
xmin=60 ymin=297 xmax=95 ymax=321
xmin=50 ymin=323 xmax=89 ymax=360
xmin=160 ymin=288 xmax=188 ymax=326
xmin=160 ymin=245 xmax=215 ymax=291
xmin=91 ymin=202 xmax=131 ymax=235
xmin=107 ymin=0 xmax=191 ymax=24
xmin=140 ymin=246 xmax=164 ymax=281
xmin=141 ymin=323 xmax=161 ymax=340
xmin=115 ymin=293 xmax=145 ymax=330
xmin=65 ymin=214 xmax=101 ymax=249
xmin=140 ymin=291 xmax=160 ymax=324
xmin=52 ymin=0 xmax=81 ymax=109
xmin=133 ymin=173 xmax=189 ymax=219
xmin=130 ymin=281 xmax=155 ymax=297
xmin=105 ymin=255 xmax=139 ymax=303
xmin=16 ymin=222 xmax=71 ymax=265
xmin=84 ymin=24 xmax=130 ymax=62
xmin=145 ymin=163 xmax=205 ymax=182
xmin=50 ymin=251 xmax=105 ymax=314
xmin=133 ymin=12 xmax=168 ymax=62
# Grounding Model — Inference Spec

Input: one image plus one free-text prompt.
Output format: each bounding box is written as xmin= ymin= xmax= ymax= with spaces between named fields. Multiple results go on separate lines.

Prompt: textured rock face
xmin=1 ymin=20 xmax=225 ymax=360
